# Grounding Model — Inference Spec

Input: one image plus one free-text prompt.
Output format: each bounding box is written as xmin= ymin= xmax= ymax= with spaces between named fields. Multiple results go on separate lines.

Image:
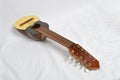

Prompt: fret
xmin=60 ymin=38 xmax=68 ymax=47
xmin=48 ymin=29 xmax=66 ymax=45
xmin=35 ymin=26 xmax=74 ymax=48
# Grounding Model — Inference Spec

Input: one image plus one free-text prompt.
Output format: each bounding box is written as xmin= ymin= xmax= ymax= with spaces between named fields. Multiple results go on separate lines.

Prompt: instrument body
xmin=14 ymin=16 xmax=100 ymax=70
xmin=14 ymin=16 xmax=49 ymax=40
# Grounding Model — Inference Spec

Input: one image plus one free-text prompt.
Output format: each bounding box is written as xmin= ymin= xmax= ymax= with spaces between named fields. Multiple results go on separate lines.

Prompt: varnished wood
xmin=14 ymin=16 xmax=100 ymax=70
xmin=69 ymin=44 xmax=99 ymax=70
xmin=35 ymin=26 xmax=74 ymax=48
xmin=34 ymin=26 xmax=99 ymax=70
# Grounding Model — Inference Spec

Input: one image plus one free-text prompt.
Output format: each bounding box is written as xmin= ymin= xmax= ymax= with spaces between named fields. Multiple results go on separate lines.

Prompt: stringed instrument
xmin=14 ymin=16 xmax=100 ymax=72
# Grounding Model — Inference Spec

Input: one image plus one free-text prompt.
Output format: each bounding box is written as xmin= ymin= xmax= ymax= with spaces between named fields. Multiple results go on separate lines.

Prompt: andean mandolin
xmin=14 ymin=16 xmax=100 ymax=72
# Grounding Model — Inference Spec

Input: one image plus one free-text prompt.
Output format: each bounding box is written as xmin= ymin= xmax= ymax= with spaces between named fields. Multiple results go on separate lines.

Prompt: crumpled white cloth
xmin=0 ymin=0 xmax=120 ymax=80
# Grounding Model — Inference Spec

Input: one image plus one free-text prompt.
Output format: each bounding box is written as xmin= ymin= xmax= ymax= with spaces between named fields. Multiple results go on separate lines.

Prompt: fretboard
xmin=35 ymin=26 xmax=74 ymax=48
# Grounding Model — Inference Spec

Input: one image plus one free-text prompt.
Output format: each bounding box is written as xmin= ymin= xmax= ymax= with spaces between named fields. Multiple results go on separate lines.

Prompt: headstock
xmin=69 ymin=44 xmax=100 ymax=70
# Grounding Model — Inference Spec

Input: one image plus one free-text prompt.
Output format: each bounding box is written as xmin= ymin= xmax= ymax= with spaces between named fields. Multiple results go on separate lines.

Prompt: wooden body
xmin=14 ymin=16 xmax=100 ymax=70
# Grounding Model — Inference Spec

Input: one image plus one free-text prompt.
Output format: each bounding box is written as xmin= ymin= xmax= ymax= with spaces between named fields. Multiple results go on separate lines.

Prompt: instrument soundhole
xmin=32 ymin=24 xmax=41 ymax=29
xmin=20 ymin=18 xmax=34 ymax=26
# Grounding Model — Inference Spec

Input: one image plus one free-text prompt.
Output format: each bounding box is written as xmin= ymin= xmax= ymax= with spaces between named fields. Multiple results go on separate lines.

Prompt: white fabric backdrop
xmin=0 ymin=0 xmax=120 ymax=80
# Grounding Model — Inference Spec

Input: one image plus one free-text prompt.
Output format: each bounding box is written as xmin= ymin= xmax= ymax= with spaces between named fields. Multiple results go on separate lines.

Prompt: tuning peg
xmin=68 ymin=56 xmax=72 ymax=60
xmin=72 ymin=59 xmax=76 ymax=63
xmin=76 ymin=62 xmax=81 ymax=67
xmin=79 ymin=65 xmax=83 ymax=69
xmin=77 ymin=62 xmax=80 ymax=66
xmin=84 ymin=68 xmax=89 ymax=73
xmin=67 ymin=56 xmax=74 ymax=63
xmin=65 ymin=56 xmax=72 ymax=62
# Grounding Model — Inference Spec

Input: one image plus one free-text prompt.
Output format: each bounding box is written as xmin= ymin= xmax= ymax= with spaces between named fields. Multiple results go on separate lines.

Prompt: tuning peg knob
xmin=84 ymin=68 xmax=89 ymax=73
xmin=80 ymin=65 xmax=83 ymax=69
xmin=77 ymin=62 xmax=80 ymax=66
xmin=72 ymin=59 xmax=76 ymax=62
xmin=68 ymin=56 xmax=72 ymax=60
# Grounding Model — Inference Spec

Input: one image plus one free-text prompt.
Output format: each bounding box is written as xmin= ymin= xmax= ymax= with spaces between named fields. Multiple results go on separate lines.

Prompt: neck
xmin=35 ymin=26 xmax=74 ymax=48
